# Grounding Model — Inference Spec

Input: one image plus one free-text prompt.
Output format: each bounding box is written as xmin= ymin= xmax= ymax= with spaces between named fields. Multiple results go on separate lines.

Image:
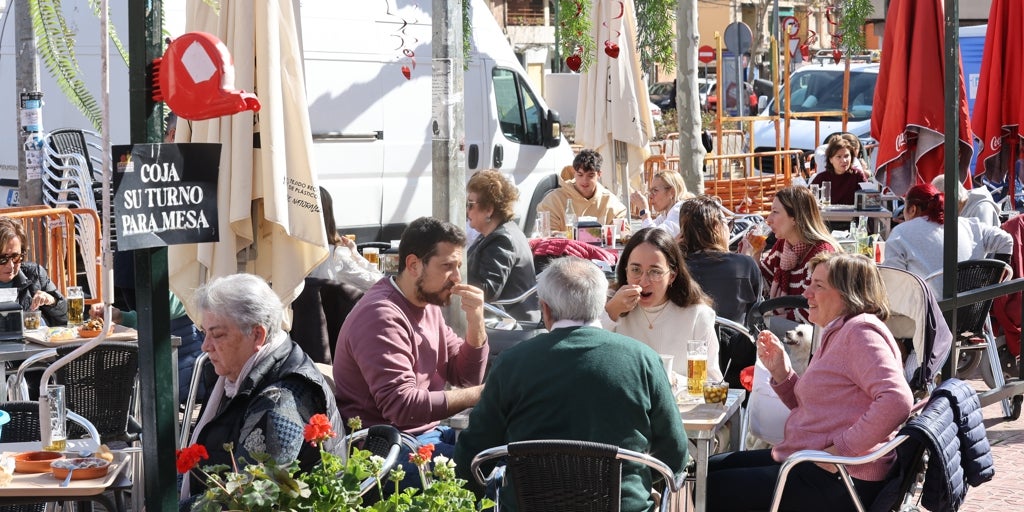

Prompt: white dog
xmin=782 ymin=324 xmax=814 ymax=376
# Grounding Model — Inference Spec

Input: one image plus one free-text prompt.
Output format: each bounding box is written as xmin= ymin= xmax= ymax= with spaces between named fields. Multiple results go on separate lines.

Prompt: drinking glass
xmin=43 ymin=384 xmax=67 ymax=452
xmin=809 ymin=184 xmax=821 ymax=204
xmin=821 ymin=181 xmax=832 ymax=207
xmin=687 ymin=340 xmax=708 ymax=398
xmin=362 ymin=247 xmax=380 ymax=269
xmin=24 ymin=310 xmax=42 ymax=330
xmin=66 ymin=286 xmax=84 ymax=326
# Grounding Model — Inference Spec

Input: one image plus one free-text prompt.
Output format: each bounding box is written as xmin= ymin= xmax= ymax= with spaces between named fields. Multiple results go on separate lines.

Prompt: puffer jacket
xmin=11 ymin=262 xmax=68 ymax=326
xmin=899 ymin=379 xmax=994 ymax=512
xmin=933 ymin=378 xmax=995 ymax=486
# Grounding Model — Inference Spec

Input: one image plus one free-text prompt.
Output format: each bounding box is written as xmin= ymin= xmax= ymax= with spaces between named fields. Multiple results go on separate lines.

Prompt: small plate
xmin=14 ymin=451 xmax=63 ymax=473
xmin=51 ymin=457 xmax=111 ymax=480
xmin=77 ymin=328 xmax=103 ymax=339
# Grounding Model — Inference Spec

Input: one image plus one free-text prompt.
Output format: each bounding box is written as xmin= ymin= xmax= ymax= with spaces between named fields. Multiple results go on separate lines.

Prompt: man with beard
xmin=332 ymin=217 xmax=488 ymax=463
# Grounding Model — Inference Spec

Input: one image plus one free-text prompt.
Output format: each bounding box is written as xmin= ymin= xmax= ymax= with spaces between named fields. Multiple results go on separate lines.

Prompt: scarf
xmin=771 ymin=240 xmax=814 ymax=298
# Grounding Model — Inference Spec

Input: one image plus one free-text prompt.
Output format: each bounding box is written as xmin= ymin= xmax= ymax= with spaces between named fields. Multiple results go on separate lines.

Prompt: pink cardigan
xmin=771 ymin=313 xmax=914 ymax=481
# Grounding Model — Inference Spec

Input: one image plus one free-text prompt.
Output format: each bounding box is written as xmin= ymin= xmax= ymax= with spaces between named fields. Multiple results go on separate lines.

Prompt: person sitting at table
xmin=466 ymin=169 xmax=539 ymax=322
xmin=884 ymin=183 xmax=1012 ymax=295
xmin=630 ymin=169 xmax=691 ymax=237
xmin=932 ymin=174 xmax=1001 ymax=228
xmin=179 ymin=273 xmax=345 ymax=500
xmin=536 ymin=148 xmax=628 ymax=232
xmin=812 ymin=132 xmax=868 ymax=179
xmin=332 ymin=217 xmax=487 ymax=486
xmin=706 ymin=252 xmax=914 ymax=511
xmin=454 ymin=257 xmax=689 ymax=512
xmin=89 ymin=291 xmax=203 ymax=404
xmin=602 ymin=227 xmax=723 ymax=383
xmin=678 ymin=195 xmax=763 ymax=324
xmin=810 ymin=136 xmax=869 ymax=206
xmin=750 ymin=186 xmax=839 ymax=325
xmin=0 ymin=216 xmax=67 ymax=326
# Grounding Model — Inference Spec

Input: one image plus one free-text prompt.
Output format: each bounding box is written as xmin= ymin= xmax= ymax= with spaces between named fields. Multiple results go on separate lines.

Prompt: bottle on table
xmin=564 ymin=202 xmax=577 ymax=240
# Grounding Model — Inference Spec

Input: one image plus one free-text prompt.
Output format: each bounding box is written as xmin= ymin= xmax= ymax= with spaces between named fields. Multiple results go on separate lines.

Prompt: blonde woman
xmin=752 ymin=186 xmax=839 ymax=324
xmin=630 ymin=170 xmax=691 ymax=237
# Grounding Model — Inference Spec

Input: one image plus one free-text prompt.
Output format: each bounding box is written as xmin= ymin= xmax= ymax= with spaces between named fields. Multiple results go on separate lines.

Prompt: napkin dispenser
xmin=855 ymin=190 xmax=883 ymax=211
xmin=0 ymin=302 xmax=24 ymax=343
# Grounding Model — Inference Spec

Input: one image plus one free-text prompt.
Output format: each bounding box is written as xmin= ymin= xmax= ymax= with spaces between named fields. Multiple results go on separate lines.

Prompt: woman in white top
xmin=308 ymin=187 xmax=383 ymax=292
xmin=630 ymin=170 xmax=690 ymax=237
xmin=602 ymin=227 xmax=723 ymax=382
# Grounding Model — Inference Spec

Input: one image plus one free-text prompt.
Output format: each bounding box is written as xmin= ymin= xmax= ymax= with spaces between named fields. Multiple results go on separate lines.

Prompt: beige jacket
xmin=537 ymin=179 xmax=628 ymax=231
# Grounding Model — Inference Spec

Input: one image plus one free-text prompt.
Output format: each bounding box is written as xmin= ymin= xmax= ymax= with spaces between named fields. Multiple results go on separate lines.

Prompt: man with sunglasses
xmin=537 ymin=149 xmax=627 ymax=232
xmin=0 ymin=217 xmax=68 ymax=326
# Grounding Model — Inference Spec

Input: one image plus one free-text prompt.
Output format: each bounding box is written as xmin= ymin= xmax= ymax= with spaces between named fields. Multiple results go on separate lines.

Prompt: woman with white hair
xmin=630 ymin=170 xmax=692 ymax=237
xmin=180 ymin=273 xmax=345 ymax=499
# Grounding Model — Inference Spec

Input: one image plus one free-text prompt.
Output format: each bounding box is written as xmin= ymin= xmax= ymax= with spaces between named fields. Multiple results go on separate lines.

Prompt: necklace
xmin=638 ymin=302 xmax=669 ymax=330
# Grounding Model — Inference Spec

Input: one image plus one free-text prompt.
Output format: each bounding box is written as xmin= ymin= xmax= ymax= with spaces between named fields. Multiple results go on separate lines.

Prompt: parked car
xmin=648 ymin=78 xmax=714 ymax=112
xmin=649 ymin=101 xmax=663 ymax=124
xmin=751 ymin=63 xmax=880 ymax=173
xmin=706 ymin=81 xmax=758 ymax=113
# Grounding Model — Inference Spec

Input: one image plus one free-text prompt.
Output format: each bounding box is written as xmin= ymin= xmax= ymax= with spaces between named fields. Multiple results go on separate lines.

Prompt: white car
xmin=752 ymin=63 xmax=879 ymax=173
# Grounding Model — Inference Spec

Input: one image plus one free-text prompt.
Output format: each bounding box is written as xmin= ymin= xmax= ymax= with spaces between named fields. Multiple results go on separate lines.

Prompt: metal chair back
xmin=471 ymin=439 xmax=680 ymax=512
xmin=53 ymin=342 xmax=140 ymax=445
xmin=344 ymin=425 xmax=403 ymax=496
xmin=951 ymin=259 xmax=1011 ymax=337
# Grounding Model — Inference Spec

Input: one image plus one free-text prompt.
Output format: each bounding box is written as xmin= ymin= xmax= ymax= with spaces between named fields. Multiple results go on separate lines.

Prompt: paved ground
xmin=959 ymin=376 xmax=1024 ymax=512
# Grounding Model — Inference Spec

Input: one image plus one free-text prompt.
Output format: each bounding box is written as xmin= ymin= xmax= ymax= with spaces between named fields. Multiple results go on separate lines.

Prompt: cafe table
xmin=678 ymin=388 xmax=746 ymax=512
xmin=818 ymin=206 xmax=893 ymax=239
xmin=0 ymin=340 xmax=57 ymax=400
xmin=0 ymin=438 xmax=132 ymax=511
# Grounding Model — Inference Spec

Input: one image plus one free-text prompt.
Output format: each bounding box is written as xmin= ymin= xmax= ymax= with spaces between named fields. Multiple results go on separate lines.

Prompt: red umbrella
xmin=972 ymin=0 xmax=1024 ymax=191
xmin=871 ymin=0 xmax=974 ymax=196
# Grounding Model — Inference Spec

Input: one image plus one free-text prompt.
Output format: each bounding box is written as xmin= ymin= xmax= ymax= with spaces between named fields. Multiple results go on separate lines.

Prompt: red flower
xmin=303 ymin=413 xmax=337 ymax=446
xmin=409 ymin=443 xmax=435 ymax=465
xmin=176 ymin=444 xmax=209 ymax=474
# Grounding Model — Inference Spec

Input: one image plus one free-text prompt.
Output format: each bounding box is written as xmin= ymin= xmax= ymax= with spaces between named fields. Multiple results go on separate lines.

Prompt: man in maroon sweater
xmin=333 ymin=217 xmax=488 ymax=462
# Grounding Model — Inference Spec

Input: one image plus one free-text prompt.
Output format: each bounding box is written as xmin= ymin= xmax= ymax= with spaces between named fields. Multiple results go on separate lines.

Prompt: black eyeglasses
xmin=0 ymin=252 xmax=25 ymax=265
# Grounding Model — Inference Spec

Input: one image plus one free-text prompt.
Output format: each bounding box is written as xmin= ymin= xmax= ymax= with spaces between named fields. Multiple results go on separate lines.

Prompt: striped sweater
xmin=759 ymin=240 xmax=836 ymax=323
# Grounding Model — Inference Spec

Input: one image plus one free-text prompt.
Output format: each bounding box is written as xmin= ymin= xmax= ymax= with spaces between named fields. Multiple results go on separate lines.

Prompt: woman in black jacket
xmin=0 ymin=216 xmax=67 ymax=326
xmin=466 ymin=169 xmax=539 ymax=322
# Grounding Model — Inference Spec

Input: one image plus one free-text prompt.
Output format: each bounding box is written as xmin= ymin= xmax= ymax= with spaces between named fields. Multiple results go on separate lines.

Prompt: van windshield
xmin=771 ymin=69 xmax=876 ymax=121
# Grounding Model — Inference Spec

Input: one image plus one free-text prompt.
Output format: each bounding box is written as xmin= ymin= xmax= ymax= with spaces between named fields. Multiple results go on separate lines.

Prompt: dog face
xmin=783 ymin=324 xmax=814 ymax=375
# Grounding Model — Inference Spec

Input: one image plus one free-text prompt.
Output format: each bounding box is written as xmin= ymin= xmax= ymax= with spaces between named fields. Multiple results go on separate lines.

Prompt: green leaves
xmin=558 ymin=0 xmax=596 ymax=72
xmin=837 ymin=0 xmax=874 ymax=56
xmin=635 ymin=0 xmax=677 ymax=74
xmin=29 ymin=0 xmax=102 ymax=130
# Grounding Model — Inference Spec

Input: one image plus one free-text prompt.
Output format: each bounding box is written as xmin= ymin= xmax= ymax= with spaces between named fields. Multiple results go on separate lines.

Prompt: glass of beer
xmin=362 ymin=247 xmax=380 ymax=269
xmin=687 ymin=340 xmax=708 ymax=398
xmin=43 ymin=384 xmax=67 ymax=452
xmin=66 ymin=286 xmax=84 ymax=326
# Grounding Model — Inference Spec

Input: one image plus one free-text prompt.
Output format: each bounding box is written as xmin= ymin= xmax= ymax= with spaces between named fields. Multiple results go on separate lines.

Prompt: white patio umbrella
xmin=169 ymin=0 xmax=328 ymax=325
xmin=575 ymin=0 xmax=655 ymax=202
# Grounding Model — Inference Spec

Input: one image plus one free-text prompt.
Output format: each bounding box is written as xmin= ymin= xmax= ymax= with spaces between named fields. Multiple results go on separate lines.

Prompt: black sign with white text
xmin=112 ymin=143 xmax=220 ymax=250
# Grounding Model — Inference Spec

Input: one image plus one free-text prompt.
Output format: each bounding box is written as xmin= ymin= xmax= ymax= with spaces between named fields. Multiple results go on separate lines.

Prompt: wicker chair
xmin=470 ymin=439 xmax=681 ymax=512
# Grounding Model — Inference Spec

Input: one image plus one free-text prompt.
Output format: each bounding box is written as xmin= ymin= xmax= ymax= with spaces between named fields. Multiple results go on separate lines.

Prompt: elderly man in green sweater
xmin=454 ymin=257 xmax=688 ymax=512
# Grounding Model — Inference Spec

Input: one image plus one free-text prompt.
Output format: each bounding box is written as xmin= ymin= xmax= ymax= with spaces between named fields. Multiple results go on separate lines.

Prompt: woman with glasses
xmin=630 ymin=170 xmax=690 ymax=237
xmin=466 ymin=170 xmax=539 ymax=322
xmin=601 ymin=227 xmax=723 ymax=382
xmin=0 ymin=216 xmax=68 ymax=326
xmin=678 ymin=196 xmax=762 ymax=324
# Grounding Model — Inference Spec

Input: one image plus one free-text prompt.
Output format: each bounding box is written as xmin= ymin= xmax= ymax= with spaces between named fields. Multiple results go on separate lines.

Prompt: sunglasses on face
xmin=0 ymin=252 xmax=26 ymax=265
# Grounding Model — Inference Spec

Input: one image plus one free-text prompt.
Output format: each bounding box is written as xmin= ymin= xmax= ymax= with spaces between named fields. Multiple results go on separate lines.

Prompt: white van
xmin=0 ymin=0 xmax=570 ymax=240
xmin=297 ymin=0 xmax=570 ymax=241
xmin=752 ymin=63 xmax=879 ymax=173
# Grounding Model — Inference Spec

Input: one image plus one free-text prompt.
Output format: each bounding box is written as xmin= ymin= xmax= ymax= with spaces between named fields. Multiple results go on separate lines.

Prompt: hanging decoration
xmin=382 ymin=0 xmax=472 ymax=79
xmin=827 ymin=4 xmax=843 ymax=63
xmin=602 ymin=4 xmax=623 ymax=59
xmin=559 ymin=0 xmax=596 ymax=72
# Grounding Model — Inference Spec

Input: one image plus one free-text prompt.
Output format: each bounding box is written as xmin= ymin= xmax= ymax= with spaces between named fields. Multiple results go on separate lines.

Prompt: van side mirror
xmin=544 ymin=109 xmax=562 ymax=148
xmin=758 ymin=95 xmax=768 ymax=112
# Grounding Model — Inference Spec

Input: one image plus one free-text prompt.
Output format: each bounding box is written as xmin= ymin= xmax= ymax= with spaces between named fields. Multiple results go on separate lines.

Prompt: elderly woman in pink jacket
xmin=705 ymin=252 xmax=914 ymax=511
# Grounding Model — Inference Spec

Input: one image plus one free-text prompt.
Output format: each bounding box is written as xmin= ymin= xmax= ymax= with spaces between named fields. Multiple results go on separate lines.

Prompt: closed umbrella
xmin=575 ymin=0 xmax=654 ymax=201
xmin=169 ymin=0 xmax=328 ymax=323
xmin=871 ymin=0 xmax=973 ymax=196
xmin=972 ymin=0 xmax=1024 ymax=190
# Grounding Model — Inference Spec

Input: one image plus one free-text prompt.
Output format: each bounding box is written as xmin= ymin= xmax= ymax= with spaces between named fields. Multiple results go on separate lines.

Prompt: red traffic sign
xmin=698 ymin=45 xmax=716 ymax=64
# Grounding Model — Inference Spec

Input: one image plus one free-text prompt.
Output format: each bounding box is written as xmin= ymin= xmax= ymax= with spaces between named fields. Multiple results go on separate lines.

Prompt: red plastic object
xmin=739 ymin=365 xmax=755 ymax=391
xmin=152 ymin=32 xmax=261 ymax=121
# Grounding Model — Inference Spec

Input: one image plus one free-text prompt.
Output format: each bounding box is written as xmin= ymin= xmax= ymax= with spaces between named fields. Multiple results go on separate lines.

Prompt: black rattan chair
xmin=344 ymin=425 xmax=403 ymax=496
xmin=52 ymin=342 xmax=141 ymax=445
xmin=470 ymin=439 xmax=681 ymax=512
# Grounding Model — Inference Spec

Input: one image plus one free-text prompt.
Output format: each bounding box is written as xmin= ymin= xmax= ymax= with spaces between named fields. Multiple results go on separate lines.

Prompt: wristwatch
xmin=639 ymin=209 xmax=647 ymax=217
